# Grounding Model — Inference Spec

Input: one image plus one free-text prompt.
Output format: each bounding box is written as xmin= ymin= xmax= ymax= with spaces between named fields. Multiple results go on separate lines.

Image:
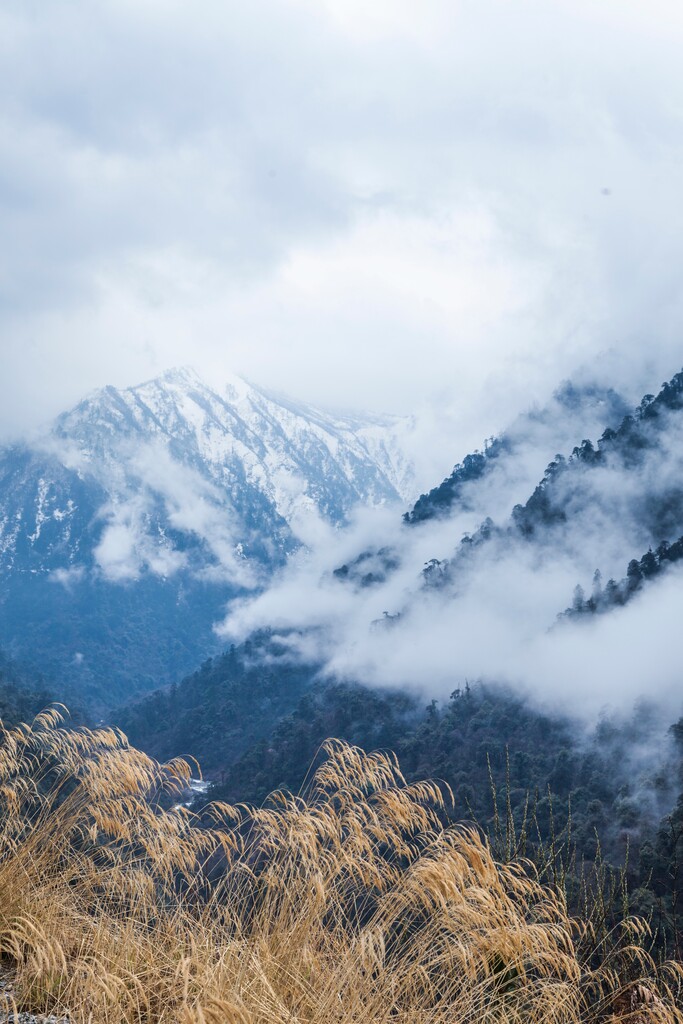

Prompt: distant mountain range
xmin=4 ymin=364 xmax=683 ymax=961
xmin=113 ymin=366 xmax=683 ymax=932
xmin=4 ymin=362 xmax=683 ymax=713
xmin=0 ymin=367 xmax=416 ymax=704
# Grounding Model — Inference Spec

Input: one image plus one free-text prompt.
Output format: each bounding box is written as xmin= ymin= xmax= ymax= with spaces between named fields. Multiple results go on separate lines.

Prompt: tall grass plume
xmin=0 ymin=708 xmax=678 ymax=1022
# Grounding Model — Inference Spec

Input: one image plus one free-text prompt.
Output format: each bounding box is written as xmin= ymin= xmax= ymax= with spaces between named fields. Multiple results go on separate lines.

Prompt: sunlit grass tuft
xmin=0 ymin=711 xmax=678 ymax=1022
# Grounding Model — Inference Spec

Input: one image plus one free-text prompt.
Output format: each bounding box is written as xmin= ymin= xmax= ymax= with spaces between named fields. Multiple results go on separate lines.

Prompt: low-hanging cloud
xmin=48 ymin=565 xmax=86 ymax=589
xmin=94 ymin=441 xmax=258 ymax=586
xmin=220 ymin=381 xmax=683 ymax=721
xmin=94 ymin=494 xmax=187 ymax=583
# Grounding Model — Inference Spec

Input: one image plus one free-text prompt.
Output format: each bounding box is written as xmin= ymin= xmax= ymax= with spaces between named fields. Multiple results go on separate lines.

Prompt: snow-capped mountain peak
xmin=0 ymin=368 xmax=420 ymax=700
xmin=52 ymin=368 xmax=415 ymax=521
xmin=1 ymin=367 xmax=420 ymax=590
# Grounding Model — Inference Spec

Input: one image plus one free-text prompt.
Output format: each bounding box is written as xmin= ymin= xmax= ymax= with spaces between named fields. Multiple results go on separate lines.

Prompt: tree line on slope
xmin=562 ymin=535 xmax=683 ymax=621
xmin=114 ymin=630 xmax=322 ymax=769
xmin=403 ymin=381 xmax=630 ymax=526
xmin=511 ymin=371 xmax=683 ymax=539
xmin=404 ymin=371 xmax=683 ymax=611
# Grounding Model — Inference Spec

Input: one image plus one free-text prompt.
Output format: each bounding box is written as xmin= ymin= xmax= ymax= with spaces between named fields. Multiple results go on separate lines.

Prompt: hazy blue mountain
xmin=0 ymin=368 xmax=415 ymax=705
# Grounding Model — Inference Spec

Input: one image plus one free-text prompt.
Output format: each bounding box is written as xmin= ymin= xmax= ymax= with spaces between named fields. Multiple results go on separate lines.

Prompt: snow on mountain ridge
xmin=0 ymin=368 xmax=422 ymax=701
xmin=0 ymin=368 xmax=418 ymax=590
xmin=94 ymin=367 xmax=416 ymax=509
xmin=61 ymin=367 xmax=409 ymax=473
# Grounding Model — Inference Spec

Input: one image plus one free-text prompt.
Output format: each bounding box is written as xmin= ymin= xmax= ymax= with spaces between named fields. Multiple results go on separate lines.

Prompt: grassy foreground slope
xmin=0 ymin=711 xmax=680 ymax=1023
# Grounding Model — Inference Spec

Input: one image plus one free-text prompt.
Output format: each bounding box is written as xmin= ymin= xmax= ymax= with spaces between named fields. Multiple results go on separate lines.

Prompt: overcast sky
xmin=2 ymin=0 xmax=683 ymax=443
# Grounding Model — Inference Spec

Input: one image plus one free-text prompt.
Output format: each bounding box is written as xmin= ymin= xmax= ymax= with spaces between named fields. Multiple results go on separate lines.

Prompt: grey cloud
xmin=131 ymin=443 xmax=259 ymax=586
xmin=2 ymin=1 xmax=683 ymax=462
xmin=221 ymin=506 xmax=683 ymax=720
xmin=0 ymin=1 xmax=348 ymax=311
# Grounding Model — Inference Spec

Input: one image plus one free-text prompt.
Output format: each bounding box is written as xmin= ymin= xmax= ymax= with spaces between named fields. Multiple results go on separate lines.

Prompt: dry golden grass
xmin=0 ymin=709 xmax=678 ymax=1023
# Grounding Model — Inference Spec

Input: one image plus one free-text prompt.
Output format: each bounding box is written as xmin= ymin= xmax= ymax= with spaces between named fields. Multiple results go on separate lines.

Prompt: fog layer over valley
xmin=224 ymin=367 xmax=683 ymax=718
xmin=2 ymin=361 xmax=682 ymax=724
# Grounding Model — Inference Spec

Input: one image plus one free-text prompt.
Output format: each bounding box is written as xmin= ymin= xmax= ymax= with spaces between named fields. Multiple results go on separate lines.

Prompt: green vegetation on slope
xmin=117 ymin=647 xmax=683 ymax=956
xmin=115 ymin=630 xmax=321 ymax=769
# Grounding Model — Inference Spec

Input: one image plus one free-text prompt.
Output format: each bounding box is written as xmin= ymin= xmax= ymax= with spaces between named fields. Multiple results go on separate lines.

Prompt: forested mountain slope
xmin=336 ymin=369 xmax=683 ymax=631
xmin=405 ymin=381 xmax=630 ymax=525
xmin=114 ymin=368 xmax=683 ymax=955
xmin=117 ymin=651 xmax=683 ymax=952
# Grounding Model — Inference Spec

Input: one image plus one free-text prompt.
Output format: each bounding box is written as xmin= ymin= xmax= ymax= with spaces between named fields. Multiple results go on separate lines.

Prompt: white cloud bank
xmin=220 ymin=396 xmax=683 ymax=720
xmin=93 ymin=442 xmax=257 ymax=585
